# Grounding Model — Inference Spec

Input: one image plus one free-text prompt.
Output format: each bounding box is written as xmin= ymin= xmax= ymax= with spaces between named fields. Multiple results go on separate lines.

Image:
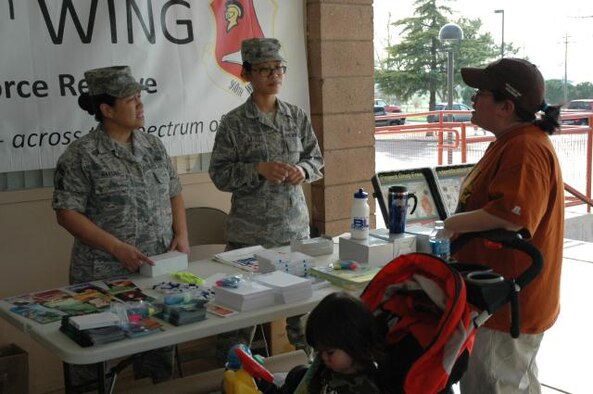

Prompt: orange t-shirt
xmin=454 ymin=124 xmax=564 ymax=333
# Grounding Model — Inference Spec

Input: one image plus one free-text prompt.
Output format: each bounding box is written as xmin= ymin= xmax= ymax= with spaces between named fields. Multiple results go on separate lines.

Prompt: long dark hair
xmin=78 ymin=92 xmax=116 ymax=122
xmin=306 ymin=292 xmax=385 ymax=370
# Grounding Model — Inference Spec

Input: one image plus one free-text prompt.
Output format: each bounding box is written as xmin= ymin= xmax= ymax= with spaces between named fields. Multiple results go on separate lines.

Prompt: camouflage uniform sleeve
xmin=52 ymin=145 xmax=90 ymax=212
xmin=295 ymin=107 xmax=324 ymax=183
xmin=209 ymin=114 xmax=263 ymax=193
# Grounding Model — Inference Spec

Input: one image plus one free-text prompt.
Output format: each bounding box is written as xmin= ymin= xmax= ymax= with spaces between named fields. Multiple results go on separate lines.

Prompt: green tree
xmin=376 ymin=0 xmax=515 ymax=110
xmin=574 ymin=82 xmax=593 ymax=100
xmin=545 ymin=79 xmax=569 ymax=104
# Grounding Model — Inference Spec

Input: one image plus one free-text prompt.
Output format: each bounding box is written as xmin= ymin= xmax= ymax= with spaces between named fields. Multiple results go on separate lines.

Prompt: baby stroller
xmin=359 ymin=229 xmax=543 ymax=394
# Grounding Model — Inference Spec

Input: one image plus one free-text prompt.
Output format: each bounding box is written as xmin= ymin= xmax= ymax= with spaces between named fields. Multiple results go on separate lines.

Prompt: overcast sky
xmin=374 ymin=0 xmax=593 ymax=84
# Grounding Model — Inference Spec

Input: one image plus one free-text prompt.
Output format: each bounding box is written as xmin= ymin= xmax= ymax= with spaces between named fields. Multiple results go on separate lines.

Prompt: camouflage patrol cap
xmin=241 ymin=38 xmax=285 ymax=65
xmin=84 ymin=66 xmax=144 ymax=98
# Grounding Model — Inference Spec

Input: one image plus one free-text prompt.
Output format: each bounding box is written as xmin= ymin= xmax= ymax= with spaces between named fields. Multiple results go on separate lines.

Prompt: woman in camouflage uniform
xmin=52 ymin=65 xmax=189 ymax=389
xmin=209 ymin=38 xmax=324 ymax=360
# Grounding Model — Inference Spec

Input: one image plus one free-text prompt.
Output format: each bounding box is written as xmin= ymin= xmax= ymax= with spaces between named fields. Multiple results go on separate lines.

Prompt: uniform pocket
xmin=94 ymin=175 xmax=129 ymax=195
xmin=285 ymin=137 xmax=303 ymax=153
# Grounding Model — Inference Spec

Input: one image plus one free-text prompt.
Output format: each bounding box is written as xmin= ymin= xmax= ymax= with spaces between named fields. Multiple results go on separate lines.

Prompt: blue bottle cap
xmin=354 ymin=188 xmax=368 ymax=198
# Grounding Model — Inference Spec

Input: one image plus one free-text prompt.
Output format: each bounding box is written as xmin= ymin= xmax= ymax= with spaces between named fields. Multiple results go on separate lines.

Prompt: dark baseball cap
xmin=461 ymin=58 xmax=545 ymax=114
xmin=84 ymin=65 xmax=144 ymax=98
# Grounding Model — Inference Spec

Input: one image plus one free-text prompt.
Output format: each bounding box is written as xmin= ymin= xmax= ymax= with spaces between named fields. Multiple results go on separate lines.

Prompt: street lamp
xmin=438 ymin=23 xmax=463 ymax=164
xmin=494 ymin=9 xmax=505 ymax=58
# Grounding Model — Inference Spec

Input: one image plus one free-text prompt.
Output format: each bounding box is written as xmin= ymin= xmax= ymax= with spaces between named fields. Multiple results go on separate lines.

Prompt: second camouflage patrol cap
xmin=241 ymin=37 xmax=285 ymax=65
xmin=84 ymin=65 xmax=144 ymax=98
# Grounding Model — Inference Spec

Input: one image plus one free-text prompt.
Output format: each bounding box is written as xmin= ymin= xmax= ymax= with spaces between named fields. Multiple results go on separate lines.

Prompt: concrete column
xmin=306 ymin=0 xmax=376 ymax=235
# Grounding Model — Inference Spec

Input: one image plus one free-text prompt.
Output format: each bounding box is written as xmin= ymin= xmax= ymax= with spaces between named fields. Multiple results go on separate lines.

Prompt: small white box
xmin=140 ymin=251 xmax=189 ymax=277
xmin=255 ymin=249 xmax=291 ymax=273
xmin=290 ymin=236 xmax=334 ymax=256
xmin=405 ymin=225 xmax=434 ymax=253
xmin=369 ymin=229 xmax=417 ymax=258
xmin=339 ymin=235 xmax=394 ymax=268
xmin=289 ymin=252 xmax=315 ymax=277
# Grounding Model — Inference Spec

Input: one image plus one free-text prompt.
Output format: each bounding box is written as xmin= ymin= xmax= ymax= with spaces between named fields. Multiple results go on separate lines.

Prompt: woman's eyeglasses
xmin=472 ymin=89 xmax=494 ymax=99
xmin=252 ymin=65 xmax=287 ymax=77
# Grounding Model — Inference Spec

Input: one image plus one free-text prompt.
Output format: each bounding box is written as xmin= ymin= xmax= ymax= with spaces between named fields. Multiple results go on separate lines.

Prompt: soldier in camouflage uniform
xmin=53 ymin=66 xmax=189 ymax=390
xmin=209 ymin=37 xmax=324 ymax=361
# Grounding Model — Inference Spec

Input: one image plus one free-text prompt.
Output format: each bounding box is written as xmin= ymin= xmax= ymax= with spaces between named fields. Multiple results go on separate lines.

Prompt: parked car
xmin=374 ymin=106 xmax=405 ymax=126
xmin=561 ymin=99 xmax=593 ymax=125
xmin=427 ymin=103 xmax=473 ymax=123
xmin=374 ymin=98 xmax=402 ymax=113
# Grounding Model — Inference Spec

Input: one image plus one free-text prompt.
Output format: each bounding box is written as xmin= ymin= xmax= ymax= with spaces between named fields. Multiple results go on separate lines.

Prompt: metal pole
xmin=495 ymin=10 xmax=505 ymax=58
xmin=447 ymin=49 xmax=454 ymax=164
xmin=501 ymin=11 xmax=505 ymax=58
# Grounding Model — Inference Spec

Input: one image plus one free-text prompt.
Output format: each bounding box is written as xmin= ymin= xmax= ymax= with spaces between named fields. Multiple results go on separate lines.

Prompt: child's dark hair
xmin=306 ymin=292 xmax=385 ymax=369
xmin=78 ymin=92 xmax=117 ymax=122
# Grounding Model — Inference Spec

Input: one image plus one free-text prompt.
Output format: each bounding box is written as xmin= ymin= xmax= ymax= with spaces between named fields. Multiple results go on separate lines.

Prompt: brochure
xmin=213 ymin=245 xmax=265 ymax=272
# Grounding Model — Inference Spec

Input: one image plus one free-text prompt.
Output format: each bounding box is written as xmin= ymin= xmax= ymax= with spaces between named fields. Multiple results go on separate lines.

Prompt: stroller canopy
xmin=361 ymin=253 xmax=477 ymax=394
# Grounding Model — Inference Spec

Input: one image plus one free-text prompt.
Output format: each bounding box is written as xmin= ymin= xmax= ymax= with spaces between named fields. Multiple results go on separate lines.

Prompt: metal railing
xmin=375 ymin=110 xmax=593 ymax=211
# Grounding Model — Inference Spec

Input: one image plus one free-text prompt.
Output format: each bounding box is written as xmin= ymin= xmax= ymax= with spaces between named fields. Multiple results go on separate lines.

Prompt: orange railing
xmin=374 ymin=110 xmax=593 ymax=211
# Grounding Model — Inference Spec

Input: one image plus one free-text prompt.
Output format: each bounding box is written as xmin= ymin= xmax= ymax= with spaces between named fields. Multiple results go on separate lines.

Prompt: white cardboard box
xmin=369 ymin=229 xmax=417 ymax=258
xmin=404 ymin=225 xmax=434 ymax=253
xmin=339 ymin=235 xmax=394 ymax=268
xmin=140 ymin=251 xmax=189 ymax=277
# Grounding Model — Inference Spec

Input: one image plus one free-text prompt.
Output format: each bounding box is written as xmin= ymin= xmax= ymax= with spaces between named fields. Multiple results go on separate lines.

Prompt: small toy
xmin=223 ymin=345 xmax=275 ymax=394
xmin=331 ymin=260 xmax=360 ymax=271
xmin=171 ymin=272 xmax=205 ymax=285
xmin=216 ymin=275 xmax=242 ymax=288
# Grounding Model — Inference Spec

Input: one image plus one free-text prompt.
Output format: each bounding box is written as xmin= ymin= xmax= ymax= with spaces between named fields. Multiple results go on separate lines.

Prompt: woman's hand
xmin=112 ymin=241 xmax=154 ymax=272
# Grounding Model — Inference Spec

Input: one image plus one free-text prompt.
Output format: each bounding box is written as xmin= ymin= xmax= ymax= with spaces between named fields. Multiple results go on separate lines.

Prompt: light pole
xmin=494 ymin=9 xmax=505 ymax=58
xmin=438 ymin=23 xmax=463 ymax=164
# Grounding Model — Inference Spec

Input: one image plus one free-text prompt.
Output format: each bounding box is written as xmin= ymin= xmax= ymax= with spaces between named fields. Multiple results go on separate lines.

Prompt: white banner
xmin=0 ymin=0 xmax=308 ymax=172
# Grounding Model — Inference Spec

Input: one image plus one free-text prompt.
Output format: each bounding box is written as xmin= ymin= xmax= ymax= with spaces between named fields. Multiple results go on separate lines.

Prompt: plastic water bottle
xmin=351 ymin=188 xmax=370 ymax=240
xmin=429 ymin=220 xmax=450 ymax=261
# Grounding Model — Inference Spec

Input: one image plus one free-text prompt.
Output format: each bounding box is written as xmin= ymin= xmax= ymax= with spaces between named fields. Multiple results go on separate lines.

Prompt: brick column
xmin=306 ymin=0 xmax=376 ymax=236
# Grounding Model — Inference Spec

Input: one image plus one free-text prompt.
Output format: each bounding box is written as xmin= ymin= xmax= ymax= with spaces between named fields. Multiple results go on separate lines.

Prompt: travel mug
xmin=388 ymin=185 xmax=418 ymax=234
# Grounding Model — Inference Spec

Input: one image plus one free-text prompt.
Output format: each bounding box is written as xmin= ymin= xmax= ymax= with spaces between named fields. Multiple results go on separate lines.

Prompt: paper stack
xmin=213 ymin=245 xmax=264 ymax=272
xmin=253 ymin=271 xmax=313 ymax=304
xmin=213 ymin=281 xmax=274 ymax=312
xmin=254 ymin=249 xmax=291 ymax=273
xmin=68 ymin=311 xmax=121 ymax=330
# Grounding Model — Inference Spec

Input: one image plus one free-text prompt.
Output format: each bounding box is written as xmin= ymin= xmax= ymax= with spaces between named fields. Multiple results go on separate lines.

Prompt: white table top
xmin=0 ymin=247 xmax=340 ymax=365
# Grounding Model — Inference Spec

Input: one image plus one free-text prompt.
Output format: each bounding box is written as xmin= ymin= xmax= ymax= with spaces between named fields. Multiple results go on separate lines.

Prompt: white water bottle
xmin=429 ymin=220 xmax=450 ymax=261
xmin=351 ymin=188 xmax=370 ymax=240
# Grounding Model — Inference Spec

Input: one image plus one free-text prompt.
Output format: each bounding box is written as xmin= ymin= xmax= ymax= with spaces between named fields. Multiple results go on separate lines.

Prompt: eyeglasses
xmin=252 ymin=65 xmax=287 ymax=77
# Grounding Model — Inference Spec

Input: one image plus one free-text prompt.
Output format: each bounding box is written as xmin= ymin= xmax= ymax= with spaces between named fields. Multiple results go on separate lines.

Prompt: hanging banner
xmin=0 ymin=0 xmax=308 ymax=172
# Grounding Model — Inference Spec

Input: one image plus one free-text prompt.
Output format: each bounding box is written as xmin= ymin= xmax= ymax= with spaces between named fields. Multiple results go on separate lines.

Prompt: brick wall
xmin=307 ymin=0 xmax=376 ymax=235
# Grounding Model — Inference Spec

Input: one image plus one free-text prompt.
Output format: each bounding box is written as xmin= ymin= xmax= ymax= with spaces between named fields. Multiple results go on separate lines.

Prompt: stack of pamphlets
xmin=103 ymin=278 xmax=155 ymax=303
xmin=60 ymin=316 xmax=126 ymax=347
xmin=69 ymin=311 xmax=121 ymax=330
xmin=253 ymin=271 xmax=313 ymax=304
xmin=213 ymin=281 xmax=274 ymax=312
xmin=310 ymin=265 xmax=382 ymax=291
xmin=213 ymin=245 xmax=264 ymax=272
xmin=159 ymin=299 xmax=208 ymax=326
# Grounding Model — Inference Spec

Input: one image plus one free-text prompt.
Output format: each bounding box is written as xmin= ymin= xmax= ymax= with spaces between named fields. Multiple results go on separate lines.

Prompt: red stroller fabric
xmin=361 ymin=253 xmax=477 ymax=394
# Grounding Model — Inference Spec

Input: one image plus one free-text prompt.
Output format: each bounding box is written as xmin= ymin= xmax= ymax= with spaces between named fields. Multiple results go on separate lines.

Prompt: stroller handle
xmin=451 ymin=229 xmax=544 ymax=338
xmin=451 ymin=229 xmax=543 ymax=288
